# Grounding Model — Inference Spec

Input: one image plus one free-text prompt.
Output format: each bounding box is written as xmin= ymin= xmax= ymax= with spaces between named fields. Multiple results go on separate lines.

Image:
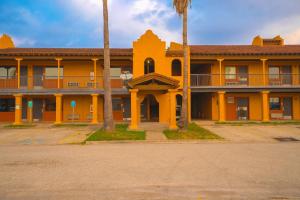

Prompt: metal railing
xmin=0 ymin=75 xmax=129 ymax=89
xmin=190 ymin=74 xmax=300 ymax=87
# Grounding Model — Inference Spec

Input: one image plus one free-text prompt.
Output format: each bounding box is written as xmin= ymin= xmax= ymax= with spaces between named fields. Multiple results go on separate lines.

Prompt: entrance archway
xmin=140 ymin=94 xmax=159 ymax=122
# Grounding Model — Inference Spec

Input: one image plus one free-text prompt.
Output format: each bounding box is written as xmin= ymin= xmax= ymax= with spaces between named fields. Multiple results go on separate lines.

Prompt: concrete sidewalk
xmin=196 ymin=121 xmax=300 ymax=143
xmin=0 ymin=123 xmax=97 ymax=145
xmin=140 ymin=122 xmax=168 ymax=141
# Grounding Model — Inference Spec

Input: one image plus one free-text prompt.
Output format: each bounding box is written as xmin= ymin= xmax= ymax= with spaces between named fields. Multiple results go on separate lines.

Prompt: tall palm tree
xmin=173 ymin=0 xmax=191 ymax=129
xmin=102 ymin=0 xmax=114 ymax=131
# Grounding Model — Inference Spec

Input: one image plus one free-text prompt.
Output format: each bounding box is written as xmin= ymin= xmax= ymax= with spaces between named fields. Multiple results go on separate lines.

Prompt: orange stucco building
xmin=0 ymin=31 xmax=300 ymax=129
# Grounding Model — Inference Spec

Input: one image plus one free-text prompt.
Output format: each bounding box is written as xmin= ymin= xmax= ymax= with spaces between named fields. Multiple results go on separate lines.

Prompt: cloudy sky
xmin=0 ymin=0 xmax=300 ymax=48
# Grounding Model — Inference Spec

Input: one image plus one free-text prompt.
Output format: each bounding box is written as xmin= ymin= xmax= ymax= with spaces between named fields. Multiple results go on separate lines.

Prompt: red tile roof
xmin=0 ymin=48 xmax=133 ymax=57
xmin=1 ymin=45 xmax=300 ymax=58
xmin=190 ymin=45 xmax=300 ymax=56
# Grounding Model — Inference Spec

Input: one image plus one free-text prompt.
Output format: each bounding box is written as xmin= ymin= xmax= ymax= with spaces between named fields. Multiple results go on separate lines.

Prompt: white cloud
xmin=61 ymin=0 xmax=181 ymax=46
xmin=13 ymin=36 xmax=36 ymax=47
xmin=259 ymin=15 xmax=300 ymax=44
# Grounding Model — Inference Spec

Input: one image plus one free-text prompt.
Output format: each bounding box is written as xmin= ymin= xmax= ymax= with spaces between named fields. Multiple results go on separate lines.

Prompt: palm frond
xmin=173 ymin=0 xmax=191 ymax=14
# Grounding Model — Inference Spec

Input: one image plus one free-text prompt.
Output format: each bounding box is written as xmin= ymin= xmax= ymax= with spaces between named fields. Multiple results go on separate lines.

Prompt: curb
xmin=85 ymin=139 xmax=230 ymax=145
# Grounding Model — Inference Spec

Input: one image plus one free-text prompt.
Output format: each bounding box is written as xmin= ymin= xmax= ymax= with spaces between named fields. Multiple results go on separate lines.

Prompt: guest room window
xmin=225 ymin=66 xmax=236 ymax=79
xmin=0 ymin=99 xmax=15 ymax=112
xmin=0 ymin=67 xmax=16 ymax=79
xmin=270 ymin=97 xmax=281 ymax=110
xmin=45 ymin=67 xmax=63 ymax=79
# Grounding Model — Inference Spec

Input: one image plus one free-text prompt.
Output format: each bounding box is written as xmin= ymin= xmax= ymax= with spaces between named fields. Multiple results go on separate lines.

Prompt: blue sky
xmin=0 ymin=0 xmax=300 ymax=48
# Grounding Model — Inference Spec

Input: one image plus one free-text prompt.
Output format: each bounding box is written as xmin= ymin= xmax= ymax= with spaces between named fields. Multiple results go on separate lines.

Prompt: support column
xmin=261 ymin=58 xmax=268 ymax=86
xmin=55 ymin=58 xmax=62 ymax=89
xmin=91 ymin=94 xmax=99 ymax=124
xmin=55 ymin=94 xmax=63 ymax=124
xmin=217 ymin=58 xmax=224 ymax=86
xmin=129 ymin=89 xmax=138 ymax=130
xmin=14 ymin=94 xmax=22 ymax=125
xmin=261 ymin=91 xmax=270 ymax=122
xmin=16 ymin=58 xmax=23 ymax=88
xmin=218 ymin=91 xmax=226 ymax=122
xmin=92 ymin=58 xmax=98 ymax=89
xmin=169 ymin=89 xmax=177 ymax=130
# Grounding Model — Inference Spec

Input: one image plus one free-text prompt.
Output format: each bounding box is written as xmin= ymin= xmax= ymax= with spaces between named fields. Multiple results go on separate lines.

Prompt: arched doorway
xmin=140 ymin=94 xmax=159 ymax=122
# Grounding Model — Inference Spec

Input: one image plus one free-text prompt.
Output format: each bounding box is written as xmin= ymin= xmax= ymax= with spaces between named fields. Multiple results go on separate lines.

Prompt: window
xmin=270 ymin=97 xmax=281 ymax=110
xmin=45 ymin=99 xmax=56 ymax=111
xmin=110 ymin=68 xmax=121 ymax=77
xmin=225 ymin=66 xmax=236 ymax=80
xmin=269 ymin=66 xmax=292 ymax=85
xmin=144 ymin=58 xmax=155 ymax=74
xmin=112 ymin=98 xmax=122 ymax=111
xmin=0 ymin=99 xmax=15 ymax=112
xmin=172 ymin=59 xmax=182 ymax=76
xmin=269 ymin=67 xmax=280 ymax=80
xmin=45 ymin=67 xmax=63 ymax=79
xmin=0 ymin=67 xmax=16 ymax=79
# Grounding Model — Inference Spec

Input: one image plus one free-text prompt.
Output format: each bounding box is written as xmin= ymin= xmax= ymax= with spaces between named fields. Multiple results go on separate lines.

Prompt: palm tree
xmin=102 ymin=0 xmax=114 ymax=131
xmin=173 ymin=0 xmax=191 ymax=129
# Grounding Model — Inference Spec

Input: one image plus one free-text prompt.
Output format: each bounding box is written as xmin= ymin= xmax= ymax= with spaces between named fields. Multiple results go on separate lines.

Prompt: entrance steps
xmin=139 ymin=122 xmax=168 ymax=132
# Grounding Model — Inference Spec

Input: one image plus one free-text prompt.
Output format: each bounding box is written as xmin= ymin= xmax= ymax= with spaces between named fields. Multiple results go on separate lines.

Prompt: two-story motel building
xmin=0 ymin=30 xmax=300 ymax=129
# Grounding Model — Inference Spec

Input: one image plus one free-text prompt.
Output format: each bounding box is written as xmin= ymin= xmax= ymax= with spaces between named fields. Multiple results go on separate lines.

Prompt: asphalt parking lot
xmin=0 ymin=143 xmax=300 ymax=200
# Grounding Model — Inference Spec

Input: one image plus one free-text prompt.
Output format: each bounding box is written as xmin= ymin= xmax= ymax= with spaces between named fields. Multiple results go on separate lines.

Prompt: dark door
xmin=33 ymin=67 xmax=43 ymax=87
xmin=149 ymin=96 xmax=159 ymax=122
xmin=281 ymin=66 xmax=292 ymax=85
xmin=283 ymin=97 xmax=292 ymax=119
xmin=22 ymin=98 xmax=27 ymax=120
xmin=237 ymin=98 xmax=249 ymax=120
xmin=20 ymin=67 xmax=28 ymax=87
xmin=123 ymin=97 xmax=131 ymax=120
xmin=33 ymin=99 xmax=43 ymax=120
xmin=238 ymin=66 xmax=248 ymax=85
xmin=112 ymin=98 xmax=123 ymax=121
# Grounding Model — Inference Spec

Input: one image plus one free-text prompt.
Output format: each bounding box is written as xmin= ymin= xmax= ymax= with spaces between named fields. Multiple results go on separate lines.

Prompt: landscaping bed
xmin=86 ymin=124 xmax=145 ymax=141
xmin=53 ymin=123 xmax=89 ymax=128
xmin=163 ymin=123 xmax=222 ymax=140
xmin=3 ymin=124 xmax=36 ymax=129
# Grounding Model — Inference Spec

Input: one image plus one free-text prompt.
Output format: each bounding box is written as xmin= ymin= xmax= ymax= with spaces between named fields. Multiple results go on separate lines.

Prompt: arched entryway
xmin=140 ymin=94 xmax=159 ymax=122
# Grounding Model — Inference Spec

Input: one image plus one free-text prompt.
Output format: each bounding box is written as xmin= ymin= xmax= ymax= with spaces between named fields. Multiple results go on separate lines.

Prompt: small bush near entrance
xmin=164 ymin=123 xmax=222 ymax=140
xmin=86 ymin=124 xmax=145 ymax=141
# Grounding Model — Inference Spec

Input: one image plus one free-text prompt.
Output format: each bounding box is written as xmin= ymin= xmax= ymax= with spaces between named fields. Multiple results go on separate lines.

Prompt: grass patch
xmin=215 ymin=121 xmax=300 ymax=126
xmin=86 ymin=124 xmax=145 ymax=141
xmin=4 ymin=124 xmax=36 ymax=129
xmin=53 ymin=123 xmax=89 ymax=128
xmin=163 ymin=123 xmax=222 ymax=140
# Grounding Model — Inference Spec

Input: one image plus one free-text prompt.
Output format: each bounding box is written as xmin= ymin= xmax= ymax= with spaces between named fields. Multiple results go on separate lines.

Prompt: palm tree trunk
xmin=102 ymin=0 xmax=114 ymax=131
xmin=180 ymin=6 xmax=189 ymax=129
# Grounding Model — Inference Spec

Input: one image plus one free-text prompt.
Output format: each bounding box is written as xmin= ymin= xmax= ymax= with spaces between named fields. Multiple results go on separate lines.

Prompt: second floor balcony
xmin=0 ymin=75 xmax=128 ymax=90
xmin=190 ymin=73 xmax=300 ymax=88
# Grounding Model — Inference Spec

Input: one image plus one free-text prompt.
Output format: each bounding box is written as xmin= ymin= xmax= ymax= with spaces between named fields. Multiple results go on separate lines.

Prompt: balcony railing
xmin=190 ymin=74 xmax=300 ymax=87
xmin=0 ymin=76 xmax=129 ymax=90
xmin=0 ymin=76 xmax=17 ymax=88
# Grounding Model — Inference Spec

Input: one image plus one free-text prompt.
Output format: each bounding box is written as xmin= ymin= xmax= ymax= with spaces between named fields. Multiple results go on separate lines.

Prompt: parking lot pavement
xmin=0 ymin=143 xmax=300 ymax=200
xmin=0 ymin=124 xmax=98 ymax=145
xmin=196 ymin=121 xmax=300 ymax=143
